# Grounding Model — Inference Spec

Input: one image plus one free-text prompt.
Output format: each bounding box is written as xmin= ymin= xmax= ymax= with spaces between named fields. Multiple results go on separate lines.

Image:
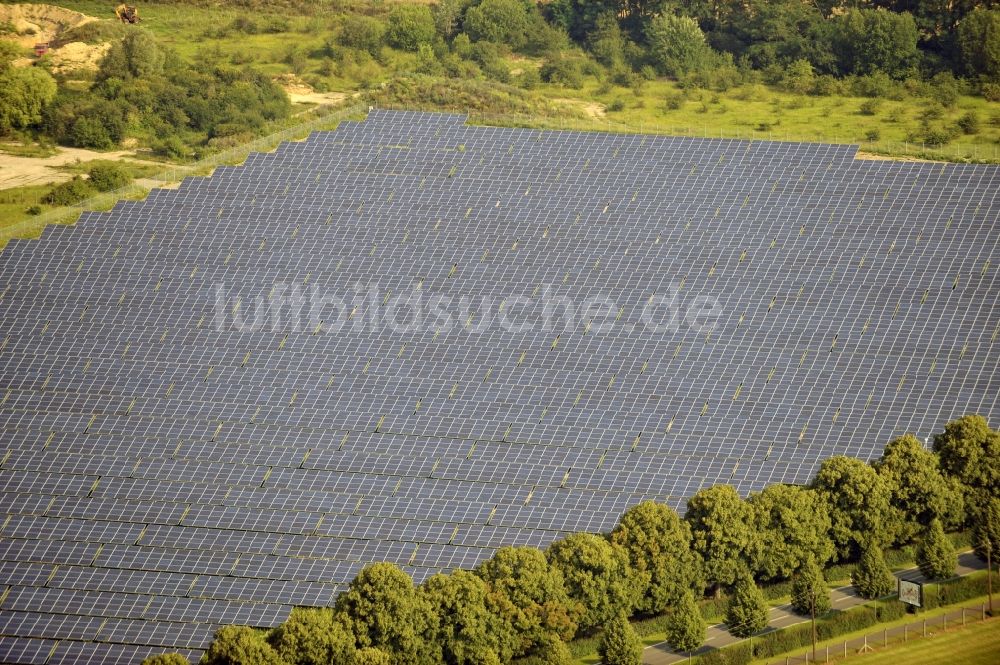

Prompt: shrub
xmin=43 ymin=177 xmax=94 ymax=206
xmin=983 ymin=82 xmax=1000 ymax=102
xmin=86 ymin=163 xmax=131 ymax=192
xmin=26 ymin=205 xmax=42 ymax=216
xmin=607 ymin=98 xmax=625 ymax=112
xmin=864 ymin=129 xmax=881 ymax=142
xmin=957 ymin=111 xmax=981 ymax=135
xmin=464 ymin=0 xmax=530 ymax=51
xmin=518 ymin=67 xmax=541 ymax=90
xmin=859 ymin=99 xmax=881 ymax=115
xmin=540 ymin=55 xmax=583 ymax=88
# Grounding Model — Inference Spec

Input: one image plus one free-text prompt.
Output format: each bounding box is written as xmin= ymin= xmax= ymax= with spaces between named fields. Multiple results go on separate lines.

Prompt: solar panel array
xmin=0 ymin=109 xmax=998 ymax=663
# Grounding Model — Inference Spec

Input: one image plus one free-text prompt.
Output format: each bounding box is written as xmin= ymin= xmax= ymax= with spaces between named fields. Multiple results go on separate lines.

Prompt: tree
xmin=725 ymin=570 xmax=768 ymax=638
xmin=957 ymin=9 xmax=1000 ymax=82
xmin=547 ymin=533 xmax=641 ymax=632
xmin=852 ymin=543 xmax=895 ymax=600
xmin=522 ymin=635 xmax=574 ymax=665
xmin=917 ymin=519 xmax=957 ymax=581
xmin=811 ymin=456 xmax=891 ymax=561
xmin=833 ymin=8 xmax=918 ymax=78
xmin=335 ymin=563 xmax=437 ymax=664
xmin=268 ymin=607 xmax=355 ymax=665
xmin=874 ymin=434 xmax=965 ymax=545
xmin=663 ymin=589 xmax=705 ymax=654
xmin=790 ymin=556 xmax=831 ymax=617
xmin=338 ymin=15 xmax=386 ymax=56
xmin=610 ymin=500 xmax=704 ymax=615
xmin=386 ymin=5 xmax=437 ymax=52
xmin=475 ymin=547 xmax=578 ymax=655
xmin=588 ymin=12 xmax=627 ymax=69
xmin=97 ymin=29 xmax=164 ymax=81
xmin=464 ymin=0 xmax=531 ymax=50
xmin=782 ymin=59 xmax=815 ymax=94
xmin=686 ymin=485 xmax=756 ymax=588
xmin=0 ymin=67 xmax=57 ymax=135
xmin=971 ymin=496 xmax=1000 ymax=564
xmin=544 ymin=0 xmax=618 ymax=44
xmin=421 ymin=570 xmax=518 ymax=664
xmin=141 ymin=656 xmax=189 ymax=665
xmin=645 ymin=13 xmax=713 ymax=78
xmin=598 ymin=613 xmax=641 ymax=665
xmin=203 ymin=626 xmax=285 ymax=665
xmin=749 ymin=484 xmax=834 ymax=581
xmin=433 ymin=0 xmax=472 ymax=40
xmin=933 ymin=415 xmax=1000 ymax=504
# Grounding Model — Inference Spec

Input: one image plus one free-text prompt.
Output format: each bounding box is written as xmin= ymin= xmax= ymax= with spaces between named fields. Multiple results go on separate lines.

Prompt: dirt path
xmin=0 ymin=146 xmax=156 ymax=190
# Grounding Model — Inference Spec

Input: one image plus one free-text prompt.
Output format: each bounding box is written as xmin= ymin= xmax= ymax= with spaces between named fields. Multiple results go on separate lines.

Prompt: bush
xmin=86 ymin=163 xmax=131 ymax=192
xmin=518 ymin=67 xmax=541 ymax=90
xmin=540 ymin=55 xmax=583 ymax=88
xmin=43 ymin=177 xmax=95 ymax=206
xmin=864 ymin=129 xmax=881 ymax=142
xmin=957 ymin=111 xmax=981 ymax=135
xmin=859 ymin=99 xmax=881 ymax=115
xmin=26 ymin=205 xmax=42 ymax=216
xmin=607 ymin=98 xmax=625 ymax=112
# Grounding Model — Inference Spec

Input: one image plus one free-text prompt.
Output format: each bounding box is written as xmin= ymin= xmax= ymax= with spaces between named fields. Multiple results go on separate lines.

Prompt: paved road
xmin=642 ymin=550 xmax=987 ymax=664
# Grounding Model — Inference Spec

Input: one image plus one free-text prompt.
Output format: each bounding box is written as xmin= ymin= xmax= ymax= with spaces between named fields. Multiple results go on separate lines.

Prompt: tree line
xmin=141 ymin=414 xmax=1000 ymax=665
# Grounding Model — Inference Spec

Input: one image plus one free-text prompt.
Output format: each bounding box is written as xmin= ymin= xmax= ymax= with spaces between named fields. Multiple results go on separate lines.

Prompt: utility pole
xmin=811 ymin=587 xmax=817 ymax=662
xmin=988 ymin=538 xmax=993 ymax=617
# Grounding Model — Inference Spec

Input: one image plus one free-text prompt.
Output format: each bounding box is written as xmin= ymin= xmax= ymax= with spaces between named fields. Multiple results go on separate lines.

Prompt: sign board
xmin=899 ymin=579 xmax=922 ymax=607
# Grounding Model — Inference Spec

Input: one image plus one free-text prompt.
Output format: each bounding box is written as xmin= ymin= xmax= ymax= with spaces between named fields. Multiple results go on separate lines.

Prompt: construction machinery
xmin=114 ymin=4 xmax=140 ymax=24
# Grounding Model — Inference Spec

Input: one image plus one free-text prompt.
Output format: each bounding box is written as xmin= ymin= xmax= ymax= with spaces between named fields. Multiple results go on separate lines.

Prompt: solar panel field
xmin=0 ymin=110 xmax=997 ymax=663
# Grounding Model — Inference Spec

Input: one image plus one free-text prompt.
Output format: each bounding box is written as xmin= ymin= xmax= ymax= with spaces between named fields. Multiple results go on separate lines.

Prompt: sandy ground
xmin=0 ymin=3 xmax=96 ymax=48
xmin=552 ymin=97 xmax=606 ymax=120
xmin=855 ymin=150 xmax=942 ymax=163
xmin=0 ymin=146 xmax=153 ymax=190
xmin=1 ymin=4 xmax=110 ymax=73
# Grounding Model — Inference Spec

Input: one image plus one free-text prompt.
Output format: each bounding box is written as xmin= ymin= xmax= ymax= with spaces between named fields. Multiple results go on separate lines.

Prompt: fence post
xmin=963 ymin=608 xmax=966 ymax=627
xmin=883 ymin=628 xmax=887 ymax=647
xmin=904 ymin=624 xmax=907 ymax=641
xmin=923 ymin=619 xmax=927 ymax=637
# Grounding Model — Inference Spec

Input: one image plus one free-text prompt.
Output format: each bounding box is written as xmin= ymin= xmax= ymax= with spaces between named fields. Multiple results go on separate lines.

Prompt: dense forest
xmin=138 ymin=415 xmax=999 ymax=665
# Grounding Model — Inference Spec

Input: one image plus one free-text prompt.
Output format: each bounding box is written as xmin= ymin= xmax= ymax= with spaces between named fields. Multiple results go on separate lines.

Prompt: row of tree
xmin=141 ymin=415 xmax=999 ymax=665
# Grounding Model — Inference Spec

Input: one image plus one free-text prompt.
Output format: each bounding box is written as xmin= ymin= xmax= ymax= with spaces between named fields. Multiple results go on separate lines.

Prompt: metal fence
xmin=763 ymin=604 xmax=994 ymax=664
xmin=0 ymin=101 xmax=365 ymax=246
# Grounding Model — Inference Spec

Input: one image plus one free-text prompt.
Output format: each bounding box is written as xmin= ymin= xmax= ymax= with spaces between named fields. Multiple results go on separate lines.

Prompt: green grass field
xmin=831 ymin=617 xmax=1000 ymax=664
